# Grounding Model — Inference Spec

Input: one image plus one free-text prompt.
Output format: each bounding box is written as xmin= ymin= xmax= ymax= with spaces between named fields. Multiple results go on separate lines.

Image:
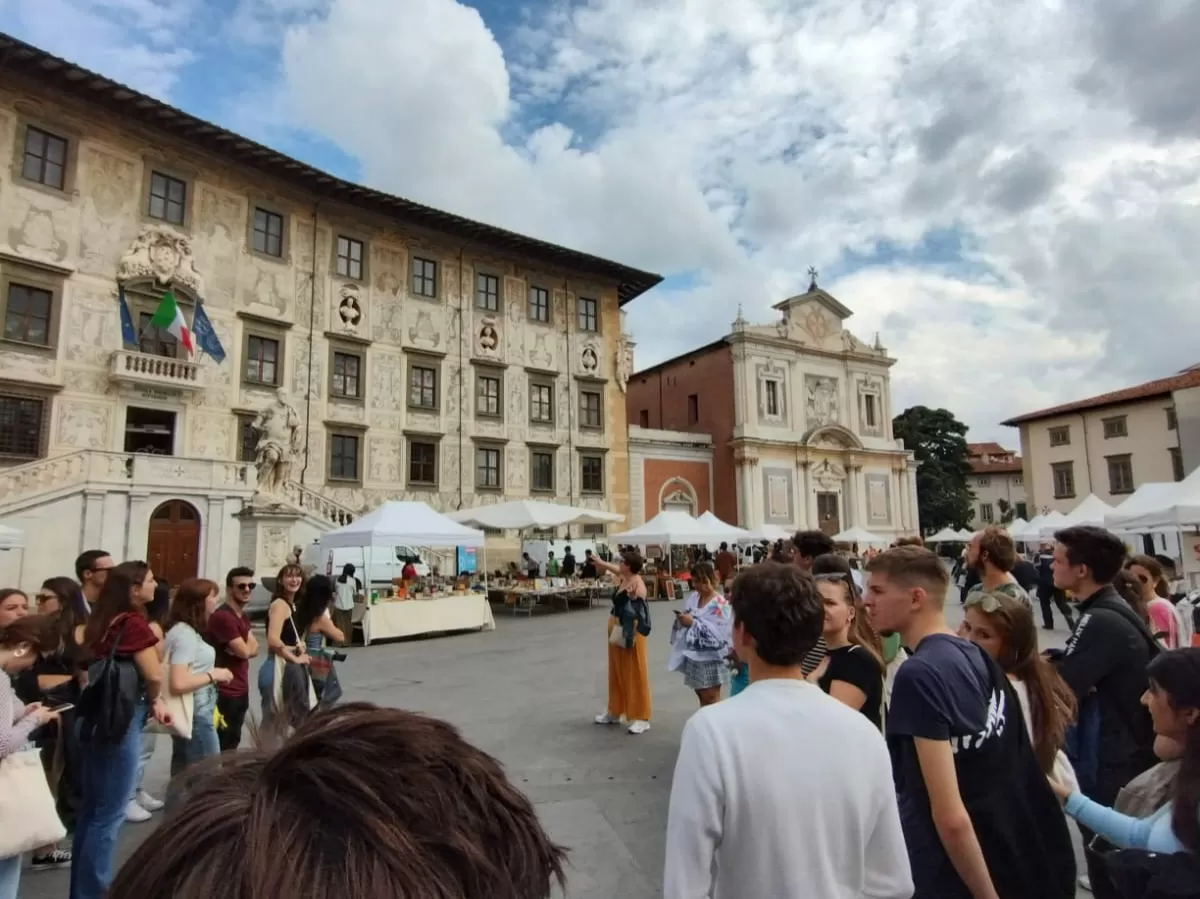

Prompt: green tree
xmin=893 ymin=405 xmax=975 ymax=534
xmin=998 ymin=498 xmax=1014 ymax=524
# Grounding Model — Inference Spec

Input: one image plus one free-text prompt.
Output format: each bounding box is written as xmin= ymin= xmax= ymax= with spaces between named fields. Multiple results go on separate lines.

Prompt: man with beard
xmin=206 ymin=567 xmax=261 ymax=751
xmin=964 ymin=526 xmax=1032 ymax=607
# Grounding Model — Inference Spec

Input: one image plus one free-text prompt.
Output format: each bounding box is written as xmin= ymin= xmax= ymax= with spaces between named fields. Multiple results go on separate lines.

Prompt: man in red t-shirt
xmin=715 ymin=542 xmax=737 ymax=585
xmin=206 ymin=567 xmax=260 ymax=751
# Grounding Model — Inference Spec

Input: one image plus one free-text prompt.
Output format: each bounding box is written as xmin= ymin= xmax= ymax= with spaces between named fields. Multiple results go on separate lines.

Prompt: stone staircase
xmin=0 ymin=449 xmax=356 ymax=528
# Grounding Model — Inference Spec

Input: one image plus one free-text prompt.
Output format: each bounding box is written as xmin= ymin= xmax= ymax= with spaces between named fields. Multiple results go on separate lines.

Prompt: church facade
xmin=624 ymin=281 xmax=920 ymax=539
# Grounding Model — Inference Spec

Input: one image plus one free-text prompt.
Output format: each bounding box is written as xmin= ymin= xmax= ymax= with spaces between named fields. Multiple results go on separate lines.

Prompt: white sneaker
xmin=594 ymin=712 xmax=619 ymax=725
xmin=1078 ymin=875 xmax=1092 ymax=893
xmin=627 ymin=720 xmax=651 ymax=735
xmin=125 ymin=800 xmax=152 ymax=823
xmin=136 ymin=790 xmax=164 ymax=812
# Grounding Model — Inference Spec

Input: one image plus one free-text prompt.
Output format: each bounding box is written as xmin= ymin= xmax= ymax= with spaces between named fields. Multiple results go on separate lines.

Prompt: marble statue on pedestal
xmin=253 ymin=389 xmax=302 ymax=495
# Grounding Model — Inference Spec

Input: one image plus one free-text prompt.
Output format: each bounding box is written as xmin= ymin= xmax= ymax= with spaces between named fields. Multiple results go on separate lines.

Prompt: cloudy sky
xmin=2 ymin=0 xmax=1197 ymax=443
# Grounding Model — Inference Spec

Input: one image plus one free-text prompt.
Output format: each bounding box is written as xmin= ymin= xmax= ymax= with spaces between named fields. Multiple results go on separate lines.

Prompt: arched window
xmin=659 ymin=478 xmax=697 ymax=515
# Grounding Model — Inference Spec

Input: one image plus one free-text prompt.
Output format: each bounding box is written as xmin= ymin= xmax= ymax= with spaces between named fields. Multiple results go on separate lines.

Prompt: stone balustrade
xmin=108 ymin=350 xmax=205 ymax=391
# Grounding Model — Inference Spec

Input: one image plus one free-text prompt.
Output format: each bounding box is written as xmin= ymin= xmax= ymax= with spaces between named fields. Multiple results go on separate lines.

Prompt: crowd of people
xmin=2 ymin=521 xmax=1199 ymax=899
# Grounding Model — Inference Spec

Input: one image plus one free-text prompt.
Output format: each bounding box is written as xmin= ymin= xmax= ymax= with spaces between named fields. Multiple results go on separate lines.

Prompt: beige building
xmin=1002 ymin=367 xmax=1200 ymax=514
xmin=966 ymin=442 xmax=1027 ymax=525
xmin=0 ymin=34 xmax=659 ymax=589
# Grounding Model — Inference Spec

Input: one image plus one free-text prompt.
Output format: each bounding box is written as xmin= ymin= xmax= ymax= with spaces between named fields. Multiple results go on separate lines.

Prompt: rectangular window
xmin=4 ymin=283 xmax=52 ymax=345
xmin=976 ymin=476 xmax=991 ymax=487
xmin=1106 ymin=454 xmax=1134 ymax=494
xmin=148 ymin=171 xmax=186 ymax=225
xmin=0 ymin=394 xmax=45 ymax=458
xmin=252 ymin=208 xmax=284 ymax=258
xmin=409 ymin=365 xmax=438 ymax=409
xmin=1013 ymin=475 xmax=1023 ymax=486
xmin=22 ymin=126 xmax=67 ymax=190
xmin=411 ymin=256 xmax=438 ymax=298
xmin=331 ymin=351 xmax=361 ymax=399
xmin=336 ymin=236 xmax=364 ymax=280
xmin=531 ymin=450 xmax=554 ymax=492
xmin=581 ymin=454 xmax=604 ymax=494
xmin=529 ymin=285 xmax=550 ymax=323
xmin=408 ymin=441 xmax=438 ymax=486
xmin=138 ymin=311 xmax=178 ymax=358
xmin=765 ymin=381 xmax=780 ymax=416
xmin=530 ymin=383 xmax=553 ymax=423
xmin=1016 ymin=501 xmax=1029 ymax=519
xmin=238 ymin=416 xmax=257 ymax=463
xmin=1102 ymin=416 xmax=1128 ymax=439
xmin=864 ymin=393 xmax=878 ymax=428
xmin=1051 ymin=461 xmax=1075 ymax=499
xmin=578 ymin=297 xmax=598 ymax=332
xmin=1171 ymin=447 xmax=1185 ymax=482
xmin=639 ymin=409 xmax=649 ymax=428
xmin=979 ymin=503 xmax=994 ymax=523
xmin=476 ymin=372 xmax=501 ymax=417
xmin=580 ymin=391 xmax=602 ymax=429
xmin=1048 ymin=426 xmax=1070 ymax=447
xmin=1167 ymin=407 xmax=1178 ymax=431
xmin=476 ymin=273 xmax=499 ymax=311
xmin=244 ymin=335 xmax=280 ymax=385
xmin=687 ymin=394 xmax=699 ymax=425
xmin=329 ymin=434 xmax=360 ymax=481
xmin=476 ymin=447 xmax=501 ymax=489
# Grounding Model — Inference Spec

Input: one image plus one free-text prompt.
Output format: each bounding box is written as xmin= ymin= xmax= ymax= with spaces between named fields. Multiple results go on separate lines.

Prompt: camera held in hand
xmin=330 ymin=651 xmax=348 ymax=663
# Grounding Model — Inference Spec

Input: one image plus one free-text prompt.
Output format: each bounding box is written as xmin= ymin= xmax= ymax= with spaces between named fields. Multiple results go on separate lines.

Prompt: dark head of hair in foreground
xmin=107 ymin=703 xmax=568 ymax=899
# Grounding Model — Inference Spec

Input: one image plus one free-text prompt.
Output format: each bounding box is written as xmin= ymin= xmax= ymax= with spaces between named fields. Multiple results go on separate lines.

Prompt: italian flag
xmin=149 ymin=290 xmax=194 ymax=355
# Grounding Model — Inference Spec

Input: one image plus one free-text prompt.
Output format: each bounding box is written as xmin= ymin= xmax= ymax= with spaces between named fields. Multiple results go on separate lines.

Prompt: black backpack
xmin=77 ymin=619 xmax=141 ymax=745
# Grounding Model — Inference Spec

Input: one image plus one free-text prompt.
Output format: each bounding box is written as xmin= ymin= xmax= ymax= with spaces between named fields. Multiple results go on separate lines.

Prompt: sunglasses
xmin=232 ymin=582 xmax=257 ymax=592
xmin=34 ymin=592 xmax=57 ymax=604
xmin=964 ymin=592 xmax=1004 ymax=613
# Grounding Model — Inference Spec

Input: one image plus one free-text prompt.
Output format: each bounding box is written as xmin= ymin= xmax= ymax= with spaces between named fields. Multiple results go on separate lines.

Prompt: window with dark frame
xmin=148 ymin=172 xmax=186 ymax=225
xmin=238 ymin=417 xmax=257 ymax=463
xmin=531 ymin=451 xmax=554 ymax=492
xmin=580 ymin=391 xmax=602 ymax=428
xmin=245 ymin=335 xmax=279 ymax=385
xmin=410 ymin=364 xmax=437 ymax=409
xmin=581 ymin=455 xmax=604 ymax=493
xmin=765 ymin=381 xmax=780 ymax=416
xmin=4 ymin=283 xmax=52 ymax=345
xmin=687 ymin=394 xmax=699 ymax=424
xmin=531 ymin=383 xmax=553 ymax=423
xmin=578 ymin=297 xmax=598 ymax=332
xmin=336 ymin=236 xmax=364 ymax=280
xmin=0 ymin=394 xmax=44 ymax=458
xmin=412 ymin=256 xmax=438 ymax=298
xmin=409 ymin=441 xmax=438 ymax=486
xmin=476 ymin=273 xmax=500 ymax=311
xmin=864 ymin=393 xmax=878 ymax=428
xmin=477 ymin=372 xmax=500 ymax=416
xmin=1048 ymin=426 xmax=1070 ymax=447
xmin=331 ymin=351 xmax=361 ymax=399
xmin=252 ymin=207 xmax=284 ymax=257
xmin=639 ymin=409 xmax=649 ymax=427
xmin=476 ymin=446 xmax=501 ymax=489
xmin=22 ymin=127 xmax=67 ymax=190
xmin=1106 ymin=454 xmax=1134 ymax=494
xmin=979 ymin=503 xmax=994 ymax=523
xmin=329 ymin=434 xmax=359 ymax=481
xmin=1171 ymin=447 xmax=1184 ymax=482
xmin=139 ymin=310 xmax=178 ymax=358
xmin=529 ymin=285 xmax=550 ymax=322
xmin=1051 ymin=461 xmax=1075 ymax=499
xmin=1102 ymin=416 xmax=1128 ymax=439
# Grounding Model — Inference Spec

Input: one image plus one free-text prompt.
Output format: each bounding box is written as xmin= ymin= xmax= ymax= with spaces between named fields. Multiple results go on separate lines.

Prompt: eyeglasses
xmin=232 ymin=582 xmax=257 ymax=592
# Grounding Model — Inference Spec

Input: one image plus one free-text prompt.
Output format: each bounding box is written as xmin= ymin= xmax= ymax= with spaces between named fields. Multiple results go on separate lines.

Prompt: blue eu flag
xmin=191 ymin=302 xmax=226 ymax=363
xmin=117 ymin=286 xmax=138 ymax=346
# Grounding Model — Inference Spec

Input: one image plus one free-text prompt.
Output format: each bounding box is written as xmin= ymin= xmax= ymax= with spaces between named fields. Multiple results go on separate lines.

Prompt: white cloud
xmin=6 ymin=0 xmax=1200 ymax=445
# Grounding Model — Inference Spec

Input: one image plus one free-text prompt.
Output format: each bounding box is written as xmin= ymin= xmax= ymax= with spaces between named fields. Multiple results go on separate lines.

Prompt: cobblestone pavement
xmin=20 ymin=592 xmax=1084 ymax=898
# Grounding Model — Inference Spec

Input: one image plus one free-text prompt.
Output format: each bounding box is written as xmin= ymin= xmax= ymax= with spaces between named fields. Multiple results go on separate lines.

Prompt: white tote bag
xmin=0 ymin=749 xmax=66 ymax=857
xmin=146 ymin=648 xmax=194 ymax=741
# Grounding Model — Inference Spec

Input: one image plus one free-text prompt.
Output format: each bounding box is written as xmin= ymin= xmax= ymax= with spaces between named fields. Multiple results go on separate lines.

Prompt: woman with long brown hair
xmin=162 ymin=579 xmax=232 ymax=805
xmin=72 ymin=561 xmax=172 ymax=899
xmin=808 ymin=560 xmax=885 ymax=728
xmin=959 ymin=591 xmax=1077 ymax=775
xmin=592 ymin=551 xmax=652 ymax=735
xmin=668 ymin=561 xmax=733 ymax=707
xmin=256 ymin=563 xmax=312 ymax=737
xmin=1128 ymin=555 xmax=1180 ymax=650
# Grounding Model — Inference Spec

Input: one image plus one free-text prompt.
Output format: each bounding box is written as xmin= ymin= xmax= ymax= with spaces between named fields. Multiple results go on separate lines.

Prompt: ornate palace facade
xmin=0 ymin=33 xmax=659 ymax=588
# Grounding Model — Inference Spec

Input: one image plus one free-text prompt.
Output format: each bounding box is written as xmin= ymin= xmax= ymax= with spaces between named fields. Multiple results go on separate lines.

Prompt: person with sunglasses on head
xmin=205 ymin=568 xmax=260 ymax=752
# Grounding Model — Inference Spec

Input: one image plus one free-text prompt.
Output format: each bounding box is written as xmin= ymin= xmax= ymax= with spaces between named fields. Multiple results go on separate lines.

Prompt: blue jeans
xmin=167 ymin=686 xmax=219 ymax=809
xmin=128 ymin=731 xmax=157 ymax=803
xmin=70 ymin=701 xmax=146 ymax=899
xmin=0 ymin=853 xmax=20 ymax=899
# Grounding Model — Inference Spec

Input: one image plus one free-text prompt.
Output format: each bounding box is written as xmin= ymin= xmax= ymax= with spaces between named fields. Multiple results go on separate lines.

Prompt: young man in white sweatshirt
xmin=663 ymin=562 xmax=913 ymax=899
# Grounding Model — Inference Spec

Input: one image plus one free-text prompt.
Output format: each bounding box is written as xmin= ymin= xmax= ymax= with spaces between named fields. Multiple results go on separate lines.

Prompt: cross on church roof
xmin=807 ymin=266 xmax=818 ymax=290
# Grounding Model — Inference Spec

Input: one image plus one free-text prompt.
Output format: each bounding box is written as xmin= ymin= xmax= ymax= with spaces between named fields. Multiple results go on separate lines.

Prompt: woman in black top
xmin=808 ymin=562 xmax=885 ymax=729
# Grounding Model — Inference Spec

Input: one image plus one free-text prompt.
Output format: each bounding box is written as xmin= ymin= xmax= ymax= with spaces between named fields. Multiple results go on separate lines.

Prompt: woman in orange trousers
xmin=593 ymin=550 xmax=652 ymax=734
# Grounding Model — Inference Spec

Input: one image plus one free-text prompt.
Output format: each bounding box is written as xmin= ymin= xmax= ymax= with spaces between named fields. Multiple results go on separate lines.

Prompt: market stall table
xmin=361 ymin=593 xmax=495 ymax=645
xmin=489 ymin=582 xmax=614 ymax=616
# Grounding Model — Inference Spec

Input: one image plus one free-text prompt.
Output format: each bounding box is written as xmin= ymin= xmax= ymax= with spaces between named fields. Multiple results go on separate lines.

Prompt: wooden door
xmin=146 ymin=500 xmax=201 ymax=588
xmin=817 ymin=492 xmax=840 ymax=537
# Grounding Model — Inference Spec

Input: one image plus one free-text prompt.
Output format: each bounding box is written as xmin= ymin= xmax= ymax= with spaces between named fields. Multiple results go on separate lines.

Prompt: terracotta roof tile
xmin=967 ymin=442 xmax=1010 ymax=456
xmin=970 ymin=459 xmax=1024 ymax=475
xmin=1001 ymin=367 xmax=1200 ymax=426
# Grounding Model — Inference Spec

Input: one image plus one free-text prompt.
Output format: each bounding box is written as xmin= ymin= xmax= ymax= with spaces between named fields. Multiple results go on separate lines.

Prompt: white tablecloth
xmin=361 ymin=594 xmax=496 ymax=645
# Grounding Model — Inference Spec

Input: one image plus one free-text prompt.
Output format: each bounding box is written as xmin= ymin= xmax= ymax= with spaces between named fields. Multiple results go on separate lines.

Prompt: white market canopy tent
xmin=1042 ymin=495 xmax=1113 ymax=535
xmin=927 ymin=526 xmax=967 ymax=542
xmin=1104 ymin=483 xmax=1179 ymax=531
xmin=610 ymin=510 xmax=714 ymax=545
xmin=695 ymin=511 xmax=754 ymax=542
xmin=833 ymin=525 xmax=889 ymax=546
xmin=1007 ymin=518 xmax=1029 ymax=535
xmin=1106 ymin=481 xmax=1200 ymax=530
xmin=0 ymin=524 xmax=23 ymax=550
xmin=954 ymin=528 xmax=976 ymax=540
xmin=320 ymin=501 xmax=486 ymax=550
xmin=446 ymin=499 xmax=623 ymax=531
xmin=745 ymin=524 xmax=793 ymax=542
